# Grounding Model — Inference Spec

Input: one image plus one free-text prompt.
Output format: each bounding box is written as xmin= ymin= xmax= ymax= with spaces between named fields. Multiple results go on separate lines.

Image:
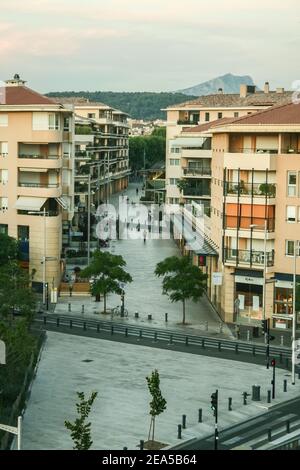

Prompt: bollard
xmin=205 ymin=321 xmax=208 ymax=332
xmin=82 ymin=305 xmax=85 ymax=314
xmin=185 ymin=336 xmax=189 ymax=347
xmin=43 ymin=316 xmax=47 ymax=325
xmin=228 ymin=397 xmax=232 ymax=411
xmin=235 ymin=344 xmax=239 ymax=354
xmin=83 ymin=322 xmax=86 ymax=331
xmin=125 ymin=328 xmax=128 ymax=337
xmin=286 ymin=420 xmax=290 ymax=433
xmin=177 ymin=424 xmax=182 ymax=439
xmin=135 ymin=311 xmax=139 ymax=319
xmin=182 ymin=414 xmax=186 ymax=429
xmin=283 ymin=379 xmax=287 ymax=392
xmin=165 ymin=312 xmax=168 ymax=323
xmin=140 ymin=440 xmax=144 ymax=450
xmin=242 ymin=392 xmax=249 ymax=405
xmin=247 ymin=330 xmax=250 ymax=342
xmin=68 ymin=303 xmax=71 ymax=312
xmin=267 ymin=390 xmax=271 ymax=403
xmin=281 ymin=335 xmax=284 ymax=346
xmin=252 ymin=346 xmax=256 ymax=356
xmin=97 ymin=323 xmax=100 ymax=333
xmin=56 ymin=318 xmax=60 ymax=327
xmin=148 ymin=314 xmax=152 ymax=321
xmin=198 ymin=409 xmax=202 ymax=423
xmin=202 ymin=339 xmax=205 ymax=349
xmin=268 ymin=429 xmax=272 ymax=442
xmin=169 ymin=334 xmax=173 ymax=345
xmin=70 ymin=320 xmax=72 ymax=329
xmin=111 ymin=325 xmax=114 ymax=335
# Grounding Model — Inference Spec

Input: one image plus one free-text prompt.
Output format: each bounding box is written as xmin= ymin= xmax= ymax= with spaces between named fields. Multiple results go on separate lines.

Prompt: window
xmin=287 ymin=206 xmax=296 ymax=222
xmin=205 ymin=112 xmax=210 ymax=122
xmin=288 ymin=172 xmax=297 ymax=196
xmin=218 ymin=112 xmax=223 ymax=119
xmin=0 ymin=142 xmax=8 ymax=157
xmin=0 ymin=169 xmax=8 ymax=184
xmin=18 ymin=225 xmax=29 ymax=241
xmin=48 ymin=113 xmax=60 ymax=130
xmin=171 ymin=147 xmax=180 ymax=154
xmin=234 ymin=112 xmax=239 ymax=118
xmin=0 ymin=114 xmax=8 ymax=127
xmin=88 ymin=113 xmax=96 ymax=119
xmin=286 ymin=240 xmax=295 ymax=256
xmin=63 ymin=116 xmax=70 ymax=131
xmin=169 ymin=178 xmax=178 ymax=185
xmin=0 ymin=224 xmax=8 ymax=235
xmin=170 ymin=159 xmax=180 ymax=166
xmin=0 ymin=197 xmax=8 ymax=211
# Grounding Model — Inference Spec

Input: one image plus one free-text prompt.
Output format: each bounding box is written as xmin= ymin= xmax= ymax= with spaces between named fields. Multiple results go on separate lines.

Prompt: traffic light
xmin=211 ymin=392 xmax=218 ymax=416
xmin=261 ymin=319 xmax=268 ymax=335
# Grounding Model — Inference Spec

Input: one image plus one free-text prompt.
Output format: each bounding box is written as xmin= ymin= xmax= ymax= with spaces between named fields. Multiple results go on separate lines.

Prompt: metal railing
xmin=183 ymin=187 xmax=211 ymax=197
xmin=36 ymin=315 xmax=292 ymax=362
xmin=183 ymin=168 xmax=212 ymax=176
xmin=225 ymin=216 xmax=275 ymax=231
xmin=228 ymin=148 xmax=279 ymax=154
xmin=18 ymin=182 xmax=59 ymax=188
xmin=18 ymin=154 xmax=60 ymax=160
xmin=225 ymin=182 xmax=276 ymax=198
xmin=224 ymin=248 xmax=275 ymax=266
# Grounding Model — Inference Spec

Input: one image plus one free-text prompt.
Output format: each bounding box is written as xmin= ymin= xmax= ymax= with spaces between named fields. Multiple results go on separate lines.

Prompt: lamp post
xmin=292 ymin=241 xmax=299 ymax=385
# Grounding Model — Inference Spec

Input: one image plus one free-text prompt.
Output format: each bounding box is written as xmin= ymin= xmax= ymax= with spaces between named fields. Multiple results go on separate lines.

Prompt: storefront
xmin=234 ymin=270 xmax=264 ymax=323
xmin=273 ymin=274 xmax=300 ymax=329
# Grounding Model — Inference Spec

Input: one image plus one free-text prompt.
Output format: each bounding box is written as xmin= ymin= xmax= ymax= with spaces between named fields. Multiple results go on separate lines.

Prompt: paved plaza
xmin=19 ymin=332 xmax=298 ymax=450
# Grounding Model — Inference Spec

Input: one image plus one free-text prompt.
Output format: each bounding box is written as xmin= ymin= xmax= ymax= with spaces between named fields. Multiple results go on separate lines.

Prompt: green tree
xmin=80 ymin=250 xmax=132 ymax=313
xmin=65 ymin=391 xmax=98 ymax=450
xmin=155 ymin=256 xmax=208 ymax=325
xmin=0 ymin=233 xmax=19 ymax=265
xmin=146 ymin=370 xmax=167 ymax=443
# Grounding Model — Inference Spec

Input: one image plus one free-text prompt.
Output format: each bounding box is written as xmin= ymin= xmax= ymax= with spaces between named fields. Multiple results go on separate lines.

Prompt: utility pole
xmin=42 ymin=207 xmax=46 ymax=305
xmin=292 ymin=242 xmax=298 ymax=385
xmin=87 ymin=171 xmax=91 ymax=265
xmin=271 ymin=359 xmax=276 ymax=399
xmin=263 ymin=218 xmax=267 ymax=344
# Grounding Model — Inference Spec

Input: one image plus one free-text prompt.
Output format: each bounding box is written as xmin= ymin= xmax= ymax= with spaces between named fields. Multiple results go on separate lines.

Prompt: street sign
xmin=212 ymin=273 xmax=223 ymax=286
xmin=0 ymin=340 xmax=6 ymax=365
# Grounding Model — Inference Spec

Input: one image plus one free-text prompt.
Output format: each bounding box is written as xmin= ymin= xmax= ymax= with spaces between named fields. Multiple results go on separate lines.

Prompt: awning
xmin=170 ymin=137 xmax=207 ymax=148
xmin=172 ymin=214 xmax=218 ymax=257
xmin=14 ymin=197 xmax=47 ymax=211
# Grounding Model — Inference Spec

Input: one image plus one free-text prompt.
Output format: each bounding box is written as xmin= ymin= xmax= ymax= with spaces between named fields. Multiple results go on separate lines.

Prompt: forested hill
xmin=46 ymin=91 xmax=197 ymax=120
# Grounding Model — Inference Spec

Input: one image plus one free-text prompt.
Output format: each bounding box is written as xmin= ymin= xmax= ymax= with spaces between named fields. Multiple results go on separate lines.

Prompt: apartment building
xmin=0 ymin=75 xmax=74 ymax=294
xmin=207 ymin=101 xmax=300 ymax=328
xmin=164 ymin=83 xmax=293 ymax=206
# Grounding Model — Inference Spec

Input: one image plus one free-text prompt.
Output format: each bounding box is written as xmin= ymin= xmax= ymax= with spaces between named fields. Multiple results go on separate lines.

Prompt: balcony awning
xmin=14 ymin=197 xmax=47 ymax=211
xmin=170 ymin=138 xmax=207 ymax=148
xmin=172 ymin=214 xmax=218 ymax=257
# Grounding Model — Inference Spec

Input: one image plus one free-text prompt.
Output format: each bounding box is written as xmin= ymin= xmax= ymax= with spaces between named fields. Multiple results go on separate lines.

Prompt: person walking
xmin=136 ymin=187 xmax=139 ymax=196
xmin=143 ymin=229 xmax=147 ymax=243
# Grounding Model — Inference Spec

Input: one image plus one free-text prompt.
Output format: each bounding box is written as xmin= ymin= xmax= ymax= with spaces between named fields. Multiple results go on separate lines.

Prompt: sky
xmin=0 ymin=0 xmax=299 ymax=93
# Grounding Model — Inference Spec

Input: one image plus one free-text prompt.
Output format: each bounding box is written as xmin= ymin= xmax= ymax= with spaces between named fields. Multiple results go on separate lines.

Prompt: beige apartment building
xmin=197 ymin=102 xmax=300 ymax=329
xmin=0 ymin=75 xmax=74 ymax=295
xmin=164 ymin=83 xmax=292 ymax=206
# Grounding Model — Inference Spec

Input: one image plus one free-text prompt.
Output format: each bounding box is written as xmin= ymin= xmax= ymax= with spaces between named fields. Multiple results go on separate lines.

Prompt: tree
xmin=155 ymin=256 xmax=208 ymax=324
xmin=65 ymin=391 xmax=98 ymax=450
xmin=146 ymin=370 xmax=167 ymax=443
xmin=0 ymin=233 xmax=19 ymax=265
xmin=80 ymin=250 xmax=132 ymax=313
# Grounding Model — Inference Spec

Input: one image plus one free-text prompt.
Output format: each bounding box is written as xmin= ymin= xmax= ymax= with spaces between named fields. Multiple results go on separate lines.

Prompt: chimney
xmin=240 ymin=84 xmax=248 ymax=98
xmin=264 ymin=82 xmax=270 ymax=94
xmin=5 ymin=74 xmax=27 ymax=87
xmin=276 ymin=87 xmax=285 ymax=94
xmin=218 ymin=88 xmax=223 ymax=94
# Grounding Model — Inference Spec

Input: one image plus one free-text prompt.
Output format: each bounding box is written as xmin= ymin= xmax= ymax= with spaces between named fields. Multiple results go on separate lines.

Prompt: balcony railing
xmin=18 ymin=182 xmax=59 ymax=188
xmin=225 ymin=216 xmax=275 ymax=232
xmin=224 ymin=248 xmax=275 ymax=267
xmin=183 ymin=167 xmax=212 ymax=176
xmin=18 ymin=154 xmax=60 ymax=159
xmin=229 ymin=148 xmax=278 ymax=154
xmin=183 ymin=186 xmax=211 ymax=197
xmin=17 ymin=210 xmax=59 ymax=217
xmin=177 ymin=120 xmax=199 ymax=125
xmin=225 ymin=182 xmax=276 ymax=198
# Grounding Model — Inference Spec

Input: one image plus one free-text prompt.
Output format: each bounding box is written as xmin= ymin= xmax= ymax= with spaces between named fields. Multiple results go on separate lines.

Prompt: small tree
xmin=155 ymin=256 xmax=207 ymax=324
xmin=65 ymin=391 xmax=98 ymax=450
xmin=146 ymin=370 xmax=167 ymax=443
xmin=80 ymin=250 xmax=132 ymax=313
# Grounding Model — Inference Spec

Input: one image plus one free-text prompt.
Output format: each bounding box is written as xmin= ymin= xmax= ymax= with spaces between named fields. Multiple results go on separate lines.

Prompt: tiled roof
xmin=167 ymin=91 xmax=293 ymax=109
xmin=3 ymin=86 xmax=56 ymax=106
xmin=227 ymin=101 xmax=300 ymax=125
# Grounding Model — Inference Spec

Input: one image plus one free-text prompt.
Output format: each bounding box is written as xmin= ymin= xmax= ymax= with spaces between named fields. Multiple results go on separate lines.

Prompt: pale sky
xmin=0 ymin=0 xmax=299 ymax=93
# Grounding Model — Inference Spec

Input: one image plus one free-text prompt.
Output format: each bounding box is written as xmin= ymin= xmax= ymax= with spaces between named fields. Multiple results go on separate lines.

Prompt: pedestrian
xmin=143 ymin=229 xmax=147 ymax=243
xmin=136 ymin=187 xmax=139 ymax=195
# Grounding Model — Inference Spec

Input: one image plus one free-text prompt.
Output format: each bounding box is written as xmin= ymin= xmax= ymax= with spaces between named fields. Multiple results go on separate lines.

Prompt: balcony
xmin=177 ymin=120 xmax=199 ymax=126
xmin=225 ymin=216 xmax=275 ymax=232
xmin=183 ymin=167 xmax=211 ymax=177
xmin=17 ymin=182 xmax=61 ymax=198
xmin=18 ymin=154 xmax=62 ymax=170
xmin=183 ymin=186 xmax=211 ymax=198
xmin=225 ymin=182 xmax=276 ymax=198
xmin=224 ymin=149 xmax=277 ymax=171
xmin=224 ymin=248 xmax=275 ymax=267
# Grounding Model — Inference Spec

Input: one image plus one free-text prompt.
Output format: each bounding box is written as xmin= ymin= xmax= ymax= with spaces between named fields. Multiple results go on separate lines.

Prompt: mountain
xmin=46 ymin=91 xmax=198 ymax=121
xmin=177 ymin=73 xmax=257 ymax=96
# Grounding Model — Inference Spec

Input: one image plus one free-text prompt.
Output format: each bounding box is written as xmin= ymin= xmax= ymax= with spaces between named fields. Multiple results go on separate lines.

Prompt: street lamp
xmin=292 ymin=240 xmax=299 ymax=385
